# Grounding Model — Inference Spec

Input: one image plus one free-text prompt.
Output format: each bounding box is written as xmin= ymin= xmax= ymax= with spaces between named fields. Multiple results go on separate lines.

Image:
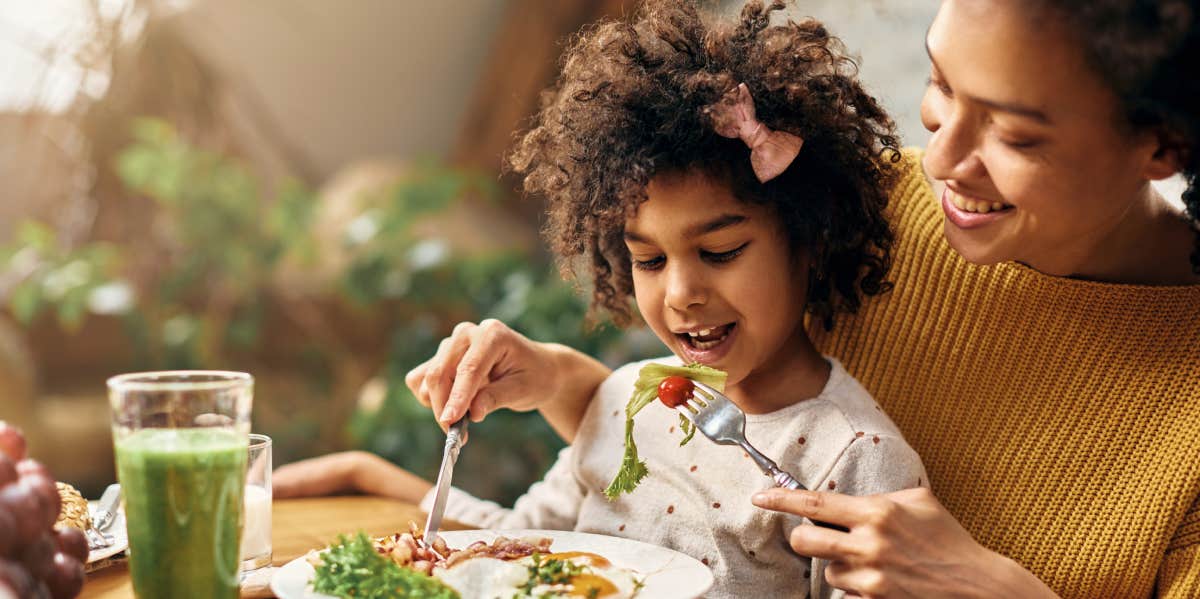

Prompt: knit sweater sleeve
xmin=418 ymin=446 xmax=584 ymax=531
xmin=1156 ymin=493 xmax=1200 ymax=597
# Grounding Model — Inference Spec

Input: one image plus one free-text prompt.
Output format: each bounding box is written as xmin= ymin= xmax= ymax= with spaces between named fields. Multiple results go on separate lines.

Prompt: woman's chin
xmin=942 ymin=224 xmax=1015 ymax=266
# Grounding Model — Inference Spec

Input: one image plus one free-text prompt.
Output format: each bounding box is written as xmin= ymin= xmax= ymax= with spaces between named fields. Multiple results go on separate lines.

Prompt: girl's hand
xmin=751 ymin=487 xmax=1060 ymax=599
xmin=405 ymin=319 xmax=610 ymax=442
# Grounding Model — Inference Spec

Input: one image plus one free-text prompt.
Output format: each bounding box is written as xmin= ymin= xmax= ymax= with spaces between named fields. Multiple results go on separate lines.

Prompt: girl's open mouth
xmin=677 ymin=323 xmax=736 ymax=363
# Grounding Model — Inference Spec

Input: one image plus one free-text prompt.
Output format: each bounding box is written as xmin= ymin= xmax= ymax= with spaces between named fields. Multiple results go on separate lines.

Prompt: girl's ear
xmin=1142 ymin=130 xmax=1187 ymax=181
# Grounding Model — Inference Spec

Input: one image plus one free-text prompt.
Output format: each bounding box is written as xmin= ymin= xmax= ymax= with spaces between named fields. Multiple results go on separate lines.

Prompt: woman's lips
xmin=941 ymin=187 xmax=1014 ymax=230
xmin=677 ymin=323 xmax=736 ymax=364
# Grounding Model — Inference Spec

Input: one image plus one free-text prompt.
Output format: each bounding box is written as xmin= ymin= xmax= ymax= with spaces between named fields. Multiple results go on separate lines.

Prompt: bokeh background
xmin=0 ymin=0 xmax=1183 ymax=504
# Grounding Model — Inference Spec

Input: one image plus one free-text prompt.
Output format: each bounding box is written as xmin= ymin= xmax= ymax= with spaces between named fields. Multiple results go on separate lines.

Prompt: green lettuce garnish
xmin=311 ymin=531 xmax=460 ymax=599
xmin=603 ymin=362 xmax=727 ymax=498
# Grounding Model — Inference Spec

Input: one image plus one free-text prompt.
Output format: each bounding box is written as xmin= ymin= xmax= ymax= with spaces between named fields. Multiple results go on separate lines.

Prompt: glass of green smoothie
xmin=108 ymin=371 xmax=253 ymax=599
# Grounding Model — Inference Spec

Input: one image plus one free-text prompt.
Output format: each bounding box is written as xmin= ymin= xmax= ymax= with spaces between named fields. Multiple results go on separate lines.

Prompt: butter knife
xmin=93 ymin=483 xmax=122 ymax=532
xmin=423 ymin=418 xmax=468 ymax=543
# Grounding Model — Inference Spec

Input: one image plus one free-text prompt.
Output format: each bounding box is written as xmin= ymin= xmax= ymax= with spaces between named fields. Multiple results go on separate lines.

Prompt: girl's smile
xmin=623 ymin=168 xmax=827 ymax=413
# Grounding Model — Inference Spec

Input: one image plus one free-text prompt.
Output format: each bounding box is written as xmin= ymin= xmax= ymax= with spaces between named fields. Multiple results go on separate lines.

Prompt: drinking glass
xmin=240 ymin=433 xmax=272 ymax=572
xmin=108 ymin=371 xmax=253 ymax=599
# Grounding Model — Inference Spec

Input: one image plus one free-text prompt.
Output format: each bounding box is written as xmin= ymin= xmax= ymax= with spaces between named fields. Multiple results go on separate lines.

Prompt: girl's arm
xmin=273 ymin=451 xmax=432 ymax=503
xmin=752 ymin=487 xmax=1060 ymax=599
xmin=405 ymin=319 xmax=612 ymax=443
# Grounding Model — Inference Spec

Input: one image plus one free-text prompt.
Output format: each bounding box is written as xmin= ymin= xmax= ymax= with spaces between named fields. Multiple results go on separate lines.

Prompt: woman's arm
xmin=752 ymin=487 xmax=1060 ymax=598
xmin=405 ymin=319 xmax=612 ymax=443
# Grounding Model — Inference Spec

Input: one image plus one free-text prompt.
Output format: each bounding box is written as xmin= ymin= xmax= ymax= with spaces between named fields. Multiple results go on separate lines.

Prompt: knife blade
xmin=422 ymin=418 xmax=468 ymax=543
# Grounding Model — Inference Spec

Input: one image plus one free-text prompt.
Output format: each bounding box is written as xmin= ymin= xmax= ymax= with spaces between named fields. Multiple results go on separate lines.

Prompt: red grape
xmin=0 ymin=486 xmax=40 ymax=546
xmin=52 ymin=529 xmax=86 ymax=564
xmin=0 ymin=425 xmax=24 ymax=463
xmin=0 ymin=559 xmax=33 ymax=598
xmin=18 ymin=477 xmax=60 ymax=531
xmin=18 ymin=534 xmax=53 ymax=581
xmin=0 ymin=457 xmax=14 ymax=489
xmin=15 ymin=460 xmax=49 ymax=480
xmin=0 ymin=426 xmax=84 ymax=599
xmin=657 ymin=376 xmax=695 ymax=408
xmin=0 ymin=510 xmax=15 ymax=558
xmin=44 ymin=553 xmax=82 ymax=599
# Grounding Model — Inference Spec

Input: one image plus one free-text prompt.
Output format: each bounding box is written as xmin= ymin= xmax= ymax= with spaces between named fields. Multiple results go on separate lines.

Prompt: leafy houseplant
xmin=2 ymin=118 xmax=656 ymax=504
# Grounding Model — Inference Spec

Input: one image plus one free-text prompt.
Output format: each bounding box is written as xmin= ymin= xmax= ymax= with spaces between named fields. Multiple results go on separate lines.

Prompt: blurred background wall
xmin=0 ymin=0 xmax=1186 ymax=501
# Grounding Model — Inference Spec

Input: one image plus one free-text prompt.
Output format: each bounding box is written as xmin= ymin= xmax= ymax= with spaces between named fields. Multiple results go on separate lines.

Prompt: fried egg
xmin=433 ymin=551 xmax=642 ymax=598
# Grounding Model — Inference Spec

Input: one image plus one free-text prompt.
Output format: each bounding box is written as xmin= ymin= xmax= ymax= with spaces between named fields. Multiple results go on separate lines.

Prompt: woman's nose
xmin=664 ymin=263 xmax=707 ymax=311
xmin=922 ymin=101 xmax=984 ymax=182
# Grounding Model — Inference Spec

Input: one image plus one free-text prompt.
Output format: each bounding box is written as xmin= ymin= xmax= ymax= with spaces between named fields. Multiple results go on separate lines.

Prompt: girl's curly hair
xmin=1027 ymin=0 xmax=1200 ymax=273
xmin=508 ymin=0 xmax=901 ymax=327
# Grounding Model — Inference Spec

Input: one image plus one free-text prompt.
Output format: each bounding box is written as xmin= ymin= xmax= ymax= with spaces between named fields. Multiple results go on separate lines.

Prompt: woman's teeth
xmin=950 ymin=191 xmax=1009 ymax=214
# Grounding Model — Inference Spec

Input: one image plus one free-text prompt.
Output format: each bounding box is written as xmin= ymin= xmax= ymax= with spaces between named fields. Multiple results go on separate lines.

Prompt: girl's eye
xmin=701 ymin=243 xmax=748 ymax=263
xmin=632 ymin=255 xmax=665 ymax=271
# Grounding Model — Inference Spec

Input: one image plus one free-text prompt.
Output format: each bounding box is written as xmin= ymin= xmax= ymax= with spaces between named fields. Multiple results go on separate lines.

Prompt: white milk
xmin=240 ymin=484 xmax=272 ymax=560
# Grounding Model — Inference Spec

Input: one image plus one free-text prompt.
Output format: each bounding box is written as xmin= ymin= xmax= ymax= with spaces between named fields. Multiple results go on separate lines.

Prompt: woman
xmin=403 ymin=0 xmax=1200 ymax=597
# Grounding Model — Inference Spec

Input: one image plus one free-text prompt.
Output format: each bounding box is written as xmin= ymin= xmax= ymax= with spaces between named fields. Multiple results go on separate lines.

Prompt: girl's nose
xmin=663 ymin=263 xmax=707 ymax=311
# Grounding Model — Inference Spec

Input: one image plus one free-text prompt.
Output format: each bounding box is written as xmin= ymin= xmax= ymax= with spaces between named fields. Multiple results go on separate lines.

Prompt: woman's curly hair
xmin=1028 ymin=0 xmax=1200 ymax=273
xmin=508 ymin=0 xmax=901 ymax=328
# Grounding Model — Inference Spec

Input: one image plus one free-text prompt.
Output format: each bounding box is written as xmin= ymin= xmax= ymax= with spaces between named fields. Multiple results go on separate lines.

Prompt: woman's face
xmin=624 ymin=170 xmax=810 ymax=391
xmin=921 ymin=0 xmax=1170 ymax=275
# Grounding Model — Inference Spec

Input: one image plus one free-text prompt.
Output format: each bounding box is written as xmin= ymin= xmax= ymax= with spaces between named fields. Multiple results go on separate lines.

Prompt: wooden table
xmin=80 ymin=495 xmax=464 ymax=599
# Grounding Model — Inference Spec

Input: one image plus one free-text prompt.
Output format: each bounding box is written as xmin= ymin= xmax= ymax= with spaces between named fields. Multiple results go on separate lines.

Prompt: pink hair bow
xmin=708 ymin=83 xmax=804 ymax=183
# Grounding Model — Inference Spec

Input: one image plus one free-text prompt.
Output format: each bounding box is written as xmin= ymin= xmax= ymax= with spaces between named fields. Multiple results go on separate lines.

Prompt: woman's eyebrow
xmin=924 ymin=38 xmax=1052 ymax=125
xmin=623 ymin=213 xmax=747 ymax=243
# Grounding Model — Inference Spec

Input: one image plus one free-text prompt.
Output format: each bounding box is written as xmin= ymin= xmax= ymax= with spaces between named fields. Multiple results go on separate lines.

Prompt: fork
xmin=84 ymin=523 xmax=112 ymax=551
xmin=679 ymin=381 xmax=848 ymax=532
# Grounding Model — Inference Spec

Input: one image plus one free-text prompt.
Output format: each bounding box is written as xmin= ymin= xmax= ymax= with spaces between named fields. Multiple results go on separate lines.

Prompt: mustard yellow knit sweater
xmin=809 ymin=150 xmax=1200 ymax=598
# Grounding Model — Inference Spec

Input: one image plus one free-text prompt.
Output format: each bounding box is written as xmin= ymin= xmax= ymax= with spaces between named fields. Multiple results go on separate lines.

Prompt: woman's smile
xmin=940 ymin=187 xmax=1014 ymax=230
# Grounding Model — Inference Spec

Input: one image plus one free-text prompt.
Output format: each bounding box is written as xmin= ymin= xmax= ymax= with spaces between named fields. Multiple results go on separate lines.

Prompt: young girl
xmin=278 ymin=2 xmax=925 ymax=597
xmin=431 ymin=1 xmax=923 ymax=596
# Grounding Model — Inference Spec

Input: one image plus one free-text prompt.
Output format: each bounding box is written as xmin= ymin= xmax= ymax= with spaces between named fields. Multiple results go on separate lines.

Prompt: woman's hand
xmin=405 ymin=319 xmax=611 ymax=442
xmin=751 ymin=487 xmax=1060 ymax=599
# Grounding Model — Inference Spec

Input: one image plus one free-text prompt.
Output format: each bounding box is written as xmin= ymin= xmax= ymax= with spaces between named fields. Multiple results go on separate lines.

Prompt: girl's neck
xmin=725 ymin=330 xmax=830 ymax=415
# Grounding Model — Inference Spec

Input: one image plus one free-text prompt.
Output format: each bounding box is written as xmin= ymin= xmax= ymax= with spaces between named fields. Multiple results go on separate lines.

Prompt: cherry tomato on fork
xmin=657 ymin=376 xmax=695 ymax=408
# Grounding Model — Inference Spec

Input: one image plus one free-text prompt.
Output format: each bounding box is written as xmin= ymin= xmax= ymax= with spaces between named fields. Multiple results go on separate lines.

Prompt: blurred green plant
xmin=0 ymin=117 xmax=658 ymax=505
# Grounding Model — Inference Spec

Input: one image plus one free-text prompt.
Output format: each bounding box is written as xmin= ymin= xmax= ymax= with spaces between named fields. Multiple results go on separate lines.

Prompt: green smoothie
xmin=116 ymin=428 xmax=248 ymax=599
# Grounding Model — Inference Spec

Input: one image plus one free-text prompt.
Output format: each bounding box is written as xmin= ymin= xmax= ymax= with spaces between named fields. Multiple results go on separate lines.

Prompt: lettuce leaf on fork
xmin=603 ymin=362 xmax=727 ymax=499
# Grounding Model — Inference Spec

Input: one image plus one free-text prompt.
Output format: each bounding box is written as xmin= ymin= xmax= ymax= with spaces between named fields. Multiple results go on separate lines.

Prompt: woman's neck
xmin=1034 ymin=185 xmax=1200 ymax=285
xmin=725 ymin=330 xmax=830 ymax=415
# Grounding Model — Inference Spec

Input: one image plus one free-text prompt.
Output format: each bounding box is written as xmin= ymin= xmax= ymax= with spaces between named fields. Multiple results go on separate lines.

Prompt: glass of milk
xmin=240 ymin=433 xmax=272 ymax=572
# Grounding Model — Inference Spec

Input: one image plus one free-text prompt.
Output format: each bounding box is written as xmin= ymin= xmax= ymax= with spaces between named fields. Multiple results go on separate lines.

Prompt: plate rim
xmin=270 ymin=528 xmax=714 ymax=599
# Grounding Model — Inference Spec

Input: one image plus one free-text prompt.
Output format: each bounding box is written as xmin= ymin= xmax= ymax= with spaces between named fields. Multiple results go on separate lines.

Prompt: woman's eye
xmin=701 ymin=243 xmax=748 ymax=263
xmin=632 ymin=255 xmax=665 ymax=271
xmin=999 ymin=137 xmax=1041 ymax=150
xmin=926 ymin=76 xmax=952 ymax=97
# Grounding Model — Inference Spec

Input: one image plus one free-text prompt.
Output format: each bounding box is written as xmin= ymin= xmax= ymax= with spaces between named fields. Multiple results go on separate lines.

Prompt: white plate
xmin=271 ymin=529 xmax=714 ymax=599
xmin=86 ymin=500 xmax=128 ymax=563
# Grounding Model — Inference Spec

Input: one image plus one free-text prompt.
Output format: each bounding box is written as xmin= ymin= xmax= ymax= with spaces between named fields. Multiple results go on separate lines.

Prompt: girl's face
xmin=921 ymin=0 xmax=1173 ymax=275
xmin=624 ymin=170 xmax=811 ymax=391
